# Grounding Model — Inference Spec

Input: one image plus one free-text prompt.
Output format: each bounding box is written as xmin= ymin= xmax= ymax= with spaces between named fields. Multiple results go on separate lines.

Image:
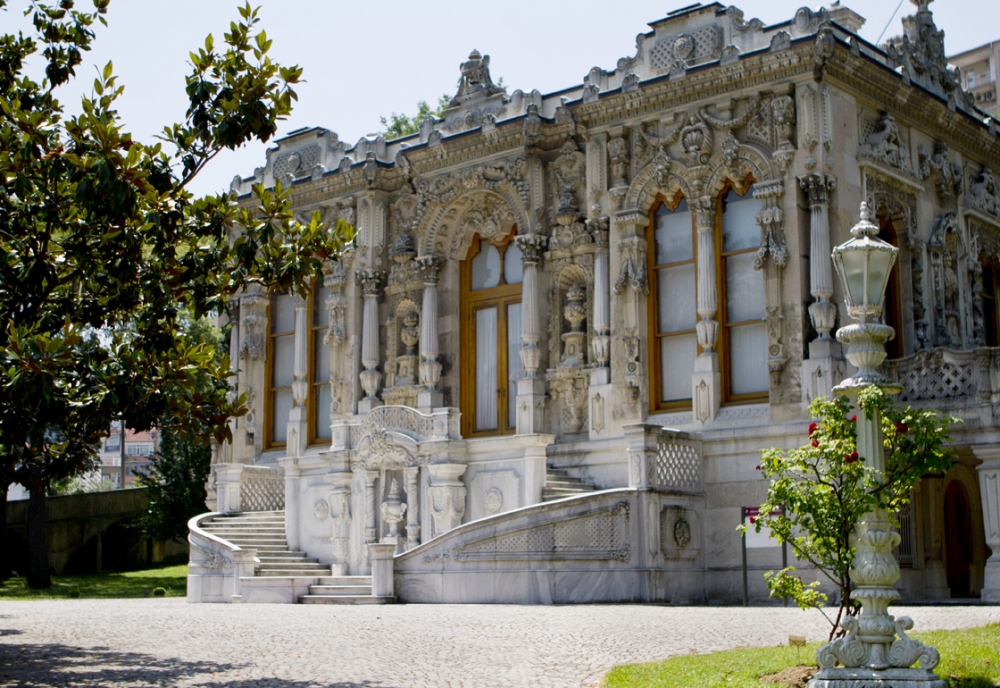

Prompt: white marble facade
xmin=200 ymin=1 xmax=1000 ymax=604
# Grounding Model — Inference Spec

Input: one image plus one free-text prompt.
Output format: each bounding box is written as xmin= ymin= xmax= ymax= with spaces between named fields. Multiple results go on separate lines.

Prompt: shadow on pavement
xmin=0 ymin=640 xmax=399 ymax=687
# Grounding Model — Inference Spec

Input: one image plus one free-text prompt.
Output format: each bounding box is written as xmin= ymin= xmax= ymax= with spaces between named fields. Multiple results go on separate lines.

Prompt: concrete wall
xmin=5 ymin=488 xmax=187 ymax=575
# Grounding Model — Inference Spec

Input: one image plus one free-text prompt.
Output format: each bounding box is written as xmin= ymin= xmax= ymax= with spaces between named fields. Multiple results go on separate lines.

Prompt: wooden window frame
xmin=718 ymin=177 xmax=770 ymax=405
xmin=459 ymin=231 xmax=522 ymax=438
xmin=310 ymin=283 xmax=332 ymax=444
xmin=264 ymin=282 xmax=330 ymax=449
xmin=647 ymin=192 xmax=697 ymax=412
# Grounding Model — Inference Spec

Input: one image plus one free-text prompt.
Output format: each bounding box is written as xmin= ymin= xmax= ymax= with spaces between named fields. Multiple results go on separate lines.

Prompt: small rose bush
xmin=746 ymin=386 xmax=956 ymax=638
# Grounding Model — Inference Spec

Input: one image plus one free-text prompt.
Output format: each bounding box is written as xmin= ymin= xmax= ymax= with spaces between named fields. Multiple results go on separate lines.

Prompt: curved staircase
xmin=195 ymin=511 xmax=390 ymax=604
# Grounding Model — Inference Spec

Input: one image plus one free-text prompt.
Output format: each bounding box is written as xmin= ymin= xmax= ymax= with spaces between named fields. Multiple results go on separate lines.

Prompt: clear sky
xmin=5 ymin=0 xmax=996 ymax=197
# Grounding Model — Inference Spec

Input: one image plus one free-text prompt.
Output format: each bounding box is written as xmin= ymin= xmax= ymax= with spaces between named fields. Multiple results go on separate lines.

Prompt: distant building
xmin=99 ymin=427 xmax=160 ymax=488
xmin=950 ymin=41 xmax=1000 ymax=118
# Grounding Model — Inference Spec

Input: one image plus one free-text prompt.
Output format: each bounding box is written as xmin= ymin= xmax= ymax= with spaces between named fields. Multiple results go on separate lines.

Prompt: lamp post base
xmin=809 ymin=667 xmax=946 ymax=687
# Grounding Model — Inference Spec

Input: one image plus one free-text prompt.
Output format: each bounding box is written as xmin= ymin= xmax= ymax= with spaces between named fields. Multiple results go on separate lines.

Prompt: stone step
xmin=307 ymin=585 xmax=372 ymax=596
xmin=259 ymin=561 xmax=328 ymax=569
xmin=258 ymin=556 xmax=319 ymax=564
xmin=544 ymin=479 xmax=595 ymax=490
xmin=254 ymin=551 xmax=315 ymax=559
xmin=317 ymin=576 xmax=372 ymax=586
xmin=258 ymin=568 xmax=331 ymax=577
xmin=218 ymin=537 xmax=289 ymax=545
xmin=299 ymin=595 xmax=391 ymax=605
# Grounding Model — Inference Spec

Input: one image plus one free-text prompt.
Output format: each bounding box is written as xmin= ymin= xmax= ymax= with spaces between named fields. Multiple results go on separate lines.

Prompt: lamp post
xmin=809 ymin=202 xmax=943 ymax=687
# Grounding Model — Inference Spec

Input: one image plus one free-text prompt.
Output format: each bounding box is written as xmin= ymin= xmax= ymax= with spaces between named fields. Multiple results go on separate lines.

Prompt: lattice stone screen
xmin=240 ymin=466 xmax=285 ymax=512
xmin=652 ymin=434 xmax=703 ymax=492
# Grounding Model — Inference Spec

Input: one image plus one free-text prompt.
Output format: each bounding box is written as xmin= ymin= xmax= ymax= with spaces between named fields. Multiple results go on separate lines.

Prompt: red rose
xmin=896 ymin=422 xmax=908 ymax=434
xmin=808 ymin=422 xmax=819 ymax=436
xmin=811 ymin=440 xmax=819 ymax=448
xmin=851 ymin=415 xmax=857 ymax=422
xmin=749 ymin=516 xmax=756 ymax=524
xmin=755 ymin=465 xmax=761 ymax=471
xmin=846 ymin=451 xmax=859 ymax=463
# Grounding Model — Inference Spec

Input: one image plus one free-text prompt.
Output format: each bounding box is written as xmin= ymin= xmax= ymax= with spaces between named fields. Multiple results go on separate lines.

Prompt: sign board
xmin=743 ymin=506 xmax=783 ymax=549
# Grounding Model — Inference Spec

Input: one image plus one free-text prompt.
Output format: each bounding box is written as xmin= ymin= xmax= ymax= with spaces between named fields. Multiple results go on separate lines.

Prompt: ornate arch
xmin=352 ymin=427 xmax=423 ymax=471
xmin=703 ymin=142 xmax=776 ymax=198
xmin=415 ymin=158 xmax=531 ymax=258
xmin=622 ymin=165 xmax=693 ymax=214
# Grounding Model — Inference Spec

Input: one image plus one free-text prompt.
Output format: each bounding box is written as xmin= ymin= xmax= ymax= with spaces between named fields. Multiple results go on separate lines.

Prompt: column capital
xmin=798 ymin=173 xmax=837 ymax=207
xmin=692 ymin=199 xmax=715 ymax=232
xmin=415 ymin=254 xmax=443 ymax=284
xmin=515 ymin=233 xmax=548 ymax=266
xmin=357 ymin=268 xmax=386 ymax=296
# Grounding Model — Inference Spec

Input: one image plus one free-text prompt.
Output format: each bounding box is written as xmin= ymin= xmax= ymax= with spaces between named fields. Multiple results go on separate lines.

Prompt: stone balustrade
xmin=882 ymin=346 xmax=1000 ymax=406
xmin=623 ymin=424 xmax=704 ymax=493
xmin=215 ymin=464 xmax=286 ymax=515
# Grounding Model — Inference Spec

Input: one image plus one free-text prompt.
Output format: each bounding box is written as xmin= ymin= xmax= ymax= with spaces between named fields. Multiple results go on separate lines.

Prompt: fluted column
xmin=801 ymin=174 xmax=838 ymax=341
xmin=692 ymin=201 xmax=721 ymax=425
xmin=589 ymin=219 xmax=612 ymax=439
xmin=357 ymin=269 xmax=385 ymax=414
xmin=404 ymin=466 xmax=420 ymax=551
xmin=973 ymin=447 xmax=1000 ymax=602
xmin=515 ymin=234 xmax=548 ymax=435
xmin=800 ymin=174 xmax=844 ymax=401
xmin=286 ymin=294 xmax=309 ymax=457
xmin=416 ymin=255 xmax=443 ymax=412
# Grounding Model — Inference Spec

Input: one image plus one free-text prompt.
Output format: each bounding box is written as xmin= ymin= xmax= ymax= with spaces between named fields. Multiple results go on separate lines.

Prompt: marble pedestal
xmin=808 ymin=667 xmax=946 ymax=687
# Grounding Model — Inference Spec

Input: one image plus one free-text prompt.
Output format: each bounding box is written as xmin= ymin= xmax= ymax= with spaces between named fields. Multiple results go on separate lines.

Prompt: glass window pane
xmin=475 ymin=307 xmax=498 ymax=431
xmin=660 ymin=334 xmax=697 ymax=402
xmin=657 ymin=263 xmax=697 ymax=333
xmin=655 ymin=200 xmax=693 ymax=265
xmin=313 ymin=285 xmax=330 ymax=327
xmin=315 ymin=384 xmax=332 ymax=440
xmin=504 ymin=242 xmax=523 ymax=284
xmin=471 ymin=241 xmax=501 ymax=291
xmin=729 ymin=323 xmax=769 ymax=396
xmin=722 ymin=189 xmax=761 ymax=253
xmin=314 ymin=330 xmax=330 ymax=383
xmin=506 ymin=303 xmax=523 ymax=427
xmin=271 ymin=293 xmax=295 ymax=333
xmin=725 ymin=252 xmax=764 ymax=323
xmin=272 ymin=335 xmax=295 ymax=388
xmin=271 ymin=389 xmax=292 ymax=443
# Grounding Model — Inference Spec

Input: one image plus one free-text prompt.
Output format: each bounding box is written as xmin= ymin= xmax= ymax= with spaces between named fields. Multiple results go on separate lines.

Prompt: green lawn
xmin=603 ymin=622 xmax=1000 ymax=688
xmin=0 ymin=564 xmax=188 ymax=600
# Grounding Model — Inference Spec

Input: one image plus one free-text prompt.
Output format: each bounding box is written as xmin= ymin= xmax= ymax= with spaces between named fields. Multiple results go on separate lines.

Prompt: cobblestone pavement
xmin=0 ymin=600 xmax=997 ymax=688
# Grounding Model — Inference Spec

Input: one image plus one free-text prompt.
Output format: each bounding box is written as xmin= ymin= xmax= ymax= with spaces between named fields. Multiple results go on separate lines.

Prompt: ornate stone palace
xmin=188 ymin=1 xmax=1000 ymax=605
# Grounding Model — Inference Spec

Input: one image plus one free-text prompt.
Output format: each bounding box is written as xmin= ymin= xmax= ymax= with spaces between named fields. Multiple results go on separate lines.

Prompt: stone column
xmin=326 ymin=473 xmax=352 ymax=576
xmin=426 ymin=464 xmax=467 ymax=538
xmin=799 ymin=174 xmax=844 ymax=401
xmin=364 ymin=470 xmax=378 ymax=546
xmin=973 ymin=447 xmax=1000 ymax=602
xmin=590 ymin=219 xmax=612 ymax=439
xmin=238 ymin=284 xmax=268 ymax=454
xmin=357 ymin=269 xmax=386 ymax=414
xmin=692 ymin=201 xmax=720 ymax=425
xmin=416 ymin=255 xmax=443 ymax=412
xmin=610 ymin=210 xmax=649 ymax=434
xmin=515 ymin=234 xmax=548 ymax=435
xmin=286 ymin=294 xmax=309 ymax=457
xmin=404 ymin=466 xmax=421 ymax=551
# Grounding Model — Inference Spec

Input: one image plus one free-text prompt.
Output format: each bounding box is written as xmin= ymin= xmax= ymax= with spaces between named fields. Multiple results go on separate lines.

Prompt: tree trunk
xmin=0 ymin=481 xmax=10 ymax=580
xmin=26 ymin=473 xmax=51 ymax=589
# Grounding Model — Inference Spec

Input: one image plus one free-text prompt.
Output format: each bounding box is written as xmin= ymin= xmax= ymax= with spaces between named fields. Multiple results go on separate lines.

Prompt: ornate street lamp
xmin=810 ymin=203 xmax=942 ymax=687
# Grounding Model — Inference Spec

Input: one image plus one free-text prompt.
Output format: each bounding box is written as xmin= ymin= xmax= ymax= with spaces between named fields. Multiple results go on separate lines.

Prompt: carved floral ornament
xmin=352 ymin=427 xmax=425 ymax=471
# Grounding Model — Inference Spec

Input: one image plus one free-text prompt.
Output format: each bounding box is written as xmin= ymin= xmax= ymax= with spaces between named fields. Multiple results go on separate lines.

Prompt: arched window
xmin=877 ymin=215 xmax=904 ymax=359
xmin=265 ymin=282 xmax=332 ymax=448
xmin=720 ymin=185 xmax=768 ymax=401
xmin=460 ymin=233 xmax=523 ymax=437
xmin=981 ymin=255 xmax=999 ymax=347
xmin=648 ymin=194 xmax=697 ymax=409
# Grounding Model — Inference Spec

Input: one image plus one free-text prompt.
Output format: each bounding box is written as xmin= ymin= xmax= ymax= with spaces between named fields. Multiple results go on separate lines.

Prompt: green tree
xmin=136 ymin=427 xmax=212 ymax=543
xmin=379 ymin=93 xmax=451 ymax=140
xmin=747 ymin=387 xmax=955 ymax=639
xmin=0 ymin=1 xmax=352 ymax=588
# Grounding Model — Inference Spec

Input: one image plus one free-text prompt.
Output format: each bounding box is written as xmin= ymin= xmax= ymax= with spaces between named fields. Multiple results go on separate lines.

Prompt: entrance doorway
xmin=944 ymin=481 xmax=973 ymax=597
